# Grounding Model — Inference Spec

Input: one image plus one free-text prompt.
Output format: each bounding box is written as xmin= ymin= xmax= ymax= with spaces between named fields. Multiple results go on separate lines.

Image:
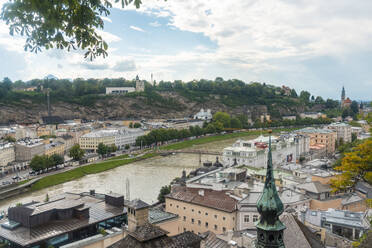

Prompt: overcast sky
xmin=0 ymin=0 xmax=371 ymax=100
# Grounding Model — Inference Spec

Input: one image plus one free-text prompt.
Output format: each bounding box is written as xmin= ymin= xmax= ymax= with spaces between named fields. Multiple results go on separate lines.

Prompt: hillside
xmin=0 ymin=77 xmax=338 ymax=124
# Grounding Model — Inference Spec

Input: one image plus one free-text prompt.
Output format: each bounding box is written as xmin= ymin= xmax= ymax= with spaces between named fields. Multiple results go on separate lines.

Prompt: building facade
xmin=0 ymin=143 xmax=15 ymax=172
xmin=15 ymin=139 xmax=45 ymax=161
xmin=79 ymin=130 xmax=116 ymax=151
xmin=326 ymin=122 xmax=352 ymax=143
xmin=105 ymin=87 xmax=136 ymax=95
xmin=45 ymin=141 xmax=66 ymax=156
xmin=296 ymin=128 xmax=336 ymax=155
xmin=165 ymin=187 xmax=237 ymax=235
xmin=222 ymin=134 xmax=309 ymax=168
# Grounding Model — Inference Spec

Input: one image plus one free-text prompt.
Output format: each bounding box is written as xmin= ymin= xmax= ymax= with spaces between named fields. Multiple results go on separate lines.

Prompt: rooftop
xmin=166 ymin=186 xmax=237 ymax=213
xmin=296 ymin=181 xmax=332 ymax=194
xmin=297 ymin=127 xmax=334 ymax=134
xmin=148 ymin=208 xmax=178 ymax=225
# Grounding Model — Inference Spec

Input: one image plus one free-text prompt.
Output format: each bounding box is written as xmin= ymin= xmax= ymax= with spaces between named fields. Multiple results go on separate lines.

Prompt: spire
xmin=341 ymin=86 xmax=345 ymax=99
xmin=256 ymin=130 xmax=285 ymax=248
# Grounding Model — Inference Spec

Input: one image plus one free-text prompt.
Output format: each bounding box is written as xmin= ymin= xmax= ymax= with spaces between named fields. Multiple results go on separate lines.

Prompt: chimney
xmin=198 ymin=189 xmax=204 ymax=196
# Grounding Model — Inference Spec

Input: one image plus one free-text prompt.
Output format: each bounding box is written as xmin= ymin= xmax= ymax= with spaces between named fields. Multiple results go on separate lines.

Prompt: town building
xmin=282 ymin=115 xmax=296 ymax=121
xmin=300 ymin=112 xmax=324 ymax=119
xmin=0 ymin=143 xmax=15 ymax=173
xmin=135 ymin=75 xmax=145 ymax=92
xmin=44 ymin=140 xmax=66 ymax=156
xmin=301 ymin=208 xmax=370 ymax=242
xmin=165 ymin=186 xmax=238 ymax=235
xmin=15 ymin=138 xmax=45 ymax=161
xmin=296 ymin=127 xmax=337 ymax=155
xmin=341 ymin=86 xmax=352 ymax=108
xmin=326 ymin=122 xmax=352 ymax=143
xmin=236 ymin=189 xmax=311 ymax=230
xmin=0 ymin=191 xmax=127 ymax=248
xmin=106 ymin=87 xmax=136 ymax=95
xmin=222 ymin=134 xmax=309 ymax=168
xmin=194 ymin=108 xmax=212 ymax=121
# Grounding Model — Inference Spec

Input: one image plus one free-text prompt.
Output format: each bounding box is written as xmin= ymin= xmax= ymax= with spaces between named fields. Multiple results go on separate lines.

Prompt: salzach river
xmin=0 ymin=135 xmax=257 ymax=210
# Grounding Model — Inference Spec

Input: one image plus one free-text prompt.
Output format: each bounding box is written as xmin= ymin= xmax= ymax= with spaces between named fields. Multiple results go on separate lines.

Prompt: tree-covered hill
xmin=0 ymin=77 xmax=341 ymax=124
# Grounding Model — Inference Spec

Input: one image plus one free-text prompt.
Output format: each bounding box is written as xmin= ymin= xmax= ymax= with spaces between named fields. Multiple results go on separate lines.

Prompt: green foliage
xmin=29 ymin=154 xmax=64 ymax=171
xmin=97 ymin=143 xmax=117 ymax=156
xmin=133 ymin=123 xmax=141 ymax=128
xmin=125 ymin=144 xmax=130 ymax=150
xmin=3 ymin=135 xmax=16 ymax=143
xmin=1 ymin=0 xmax=143 ymax=59
xmin=157 ymin=185 xmax=171 ymax=203
xmin=352 ymin=133 xmax=357 ymax=142
xmin=69 ymin=144 xmax=85 ymax=161
xmin=213 ymin=112 xmax=231 ymax=128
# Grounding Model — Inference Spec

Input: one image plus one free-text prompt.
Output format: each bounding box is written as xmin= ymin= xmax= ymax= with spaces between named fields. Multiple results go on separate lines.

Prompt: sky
xmin=0 ymin=0 xmax=372 ymax=100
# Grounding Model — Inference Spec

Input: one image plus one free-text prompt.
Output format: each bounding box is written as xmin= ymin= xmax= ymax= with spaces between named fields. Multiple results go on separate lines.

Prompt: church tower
xmin=341 ymin=86 xmax=345 ymax=107
xmin=256 ymin=131 xmax=285 ymax=248
xmin=135 ymin=75 xmax=145 ymax=92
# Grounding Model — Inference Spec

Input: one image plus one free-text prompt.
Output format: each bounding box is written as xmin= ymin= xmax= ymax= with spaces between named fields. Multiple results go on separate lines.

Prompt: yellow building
xmin=297 ymin=128 xmax=336 ymax=155
xmin=44 ymin=141 xmax=65 ymax=156
xmin=165 ymin=187 xmax=237 ymax=235
xmin=79 ymin=130 xmax=116 ymax=151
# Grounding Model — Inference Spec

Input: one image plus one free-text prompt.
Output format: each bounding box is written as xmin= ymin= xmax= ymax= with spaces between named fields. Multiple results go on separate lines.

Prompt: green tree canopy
xmin=157 ymin=185 xmax=171 ymax=203
xmin=69 ymin=144 xmax=85 ymax=161
xmin=1 ymin=0 xmax=143 ymax=59
xmin=213 ymin=112 xmax=231 ymax=128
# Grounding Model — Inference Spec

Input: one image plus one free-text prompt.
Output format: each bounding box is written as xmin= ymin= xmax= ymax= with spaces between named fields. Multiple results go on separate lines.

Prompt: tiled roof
xmin=166 ymin=187 xmax=237 ymax=212
xmin=148 ymin=208 xmax=178 ymax=224
xmin=127 ymin=199 xmax=149 ymax=210
xmin=296 ymin=181 xmax=331 ymax=194
xmin=281 ymin=213 xmax=324 ymax=248
xmin=201 ymin=231 xmax=229 ymax=248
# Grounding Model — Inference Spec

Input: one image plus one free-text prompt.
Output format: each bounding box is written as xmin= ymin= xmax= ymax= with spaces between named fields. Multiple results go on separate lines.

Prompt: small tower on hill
xmin=135 ymin=75 xmax=145 ymax=92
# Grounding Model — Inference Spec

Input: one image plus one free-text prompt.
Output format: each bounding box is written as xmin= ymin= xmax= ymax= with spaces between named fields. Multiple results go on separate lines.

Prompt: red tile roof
xmin=166 ymin=187 xmax=237 ymax=212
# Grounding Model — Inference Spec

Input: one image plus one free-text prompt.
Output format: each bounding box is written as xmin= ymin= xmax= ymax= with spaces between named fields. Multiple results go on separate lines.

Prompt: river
xmin=0 ymin=135 xmax=257 ymax=210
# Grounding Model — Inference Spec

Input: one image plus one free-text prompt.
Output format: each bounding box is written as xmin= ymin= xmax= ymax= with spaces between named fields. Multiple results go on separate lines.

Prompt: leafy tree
xmin=133 ymin=123 xmax=141 ymax=128
xmin=108 ymin=144 xmax=117 ymax=153
xmin=331 ymin=139 xmax=372 ymax=191
xmin=206 ymin=123 xmax=216 ymax=134
xmin=3 ymin=135 xmax=16 ymax=143
xmin=230 ymin=117 xmax=242 ymax=129
xmin=290 ymin=89 xmax=298 ymax=98
xmin=97 ymin=143 xmax=108 ymax=157
xmin=69 ymin=144 xmax=85 ymax=161
xmin=350 ymin=101 xmax=359 ymax=114
xmin=315 ymin=96 xmax=325 ymax=104
xmin=157 ymin=185 xmax=171 ymax=203
xmin=1 ymin=0 xmax=144 ymax=59
xmin=125 ymin=144 xmax=130 ymax=150
xmin=299 ymin=91 xmax=311 ymax=103
xmin=352 ymin=133 xmax=357 ymax=142
xmin=50 ymin=154 xmax=64 ymax=166
xmin=213 ymin=112 xmax=231 ymax=128
xmin=129 ymin=122 xmax=133 ymax=128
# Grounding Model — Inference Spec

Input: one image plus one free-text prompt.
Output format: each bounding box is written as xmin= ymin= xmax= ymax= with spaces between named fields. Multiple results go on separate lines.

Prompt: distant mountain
xmin=44 ymin=74 xmax=58 ymax=80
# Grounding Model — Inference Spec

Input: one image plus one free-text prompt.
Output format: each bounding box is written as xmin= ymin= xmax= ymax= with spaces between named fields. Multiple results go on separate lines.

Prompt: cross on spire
xmin=256 ymin=130 xmax=286 ymax=248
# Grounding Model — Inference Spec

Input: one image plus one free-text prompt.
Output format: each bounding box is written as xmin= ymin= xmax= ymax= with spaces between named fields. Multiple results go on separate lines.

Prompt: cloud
xmin=81 ymin=62 xmax=110 ymax=70
xmin=129 ymin=25 xmax=145 ymax=32
xmin=96 ymin=30 xmax=121 ymax=43
xmin=149 ymin=21 xmax=161 ymax=27
xmin=112 ymin=59 xmax=137 ymax=72
xmin=100 ymin=16 xmax=112 ymax=23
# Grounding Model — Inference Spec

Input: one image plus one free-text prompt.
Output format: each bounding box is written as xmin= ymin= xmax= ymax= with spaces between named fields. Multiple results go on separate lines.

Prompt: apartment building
xmin=296 ymin=128 xmax=336 ymax=155
xmin=222 ymin=134 xmax=309 ymax=167
xmin=79 ymin=130 xmax=116 ymax=151
xmin=15 ymin=138 xmax=45 ymax=161
xmin=44 ymin=141 xmax=65 ymax=156
xmin=0 ymin=143 xmax=15 ymax=172
xmin=165 ymin=187 xmax=237 ymax=235
xmin=326 ymin=122 xmax=352 ymax=143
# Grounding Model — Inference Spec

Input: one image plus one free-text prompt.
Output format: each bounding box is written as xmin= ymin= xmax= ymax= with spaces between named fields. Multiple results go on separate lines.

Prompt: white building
xmin=222 ymin=134 xmax=310 ymax=168
xmin=80 ymin=128 xmax=144 ymax=151
xmin=105 ymin=87 xmax=136 ymax=95
xmin=0 ymin=143 xmax=15 ymax=169
xmin=193 ymin=108 xmax=212 ymax=121
xmin=300 ymin=112 xmax=322 ymax=119
xmin=326 ymin=122 xmax=352 ymax=143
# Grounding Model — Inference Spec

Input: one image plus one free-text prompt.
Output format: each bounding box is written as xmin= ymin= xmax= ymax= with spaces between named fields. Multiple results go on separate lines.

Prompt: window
xmin=223 ymin=227 xmax=226 ymax=232
xmin=184 ymin=228 xmax=186 ymax=232
xmin=205 ymin=212 xmax=208 ymax=216
xmin=205 ymin=222 xmax=208 ymax=228
xmin=253 ymin=215 xmax=258 ymax=222
xmin=244 ymin=215 xmax=250 ymax=223
xmin=192 ymin=209 xmax=194 ymax=212
xmin=198 ymin=211 xmax=201 ymax=214
xmin=223 ymin=217 xmax=226 ymax=221
xmin=191 ymin=218 xmax=194 ymax=224
xmin=214 ymin=215 xmax=218 ymax=219
xmin=170 ymin=203 xmax=172 ymax=207
xmin=177 ymin=205 xmax=179 ymax=208
xmin=214 ymin=225 xmax=218 ymax=230
xmin=183 ymin=207 xmax=186 ymax=210
xmin=183 ymin=216 xmax=186 ymax=221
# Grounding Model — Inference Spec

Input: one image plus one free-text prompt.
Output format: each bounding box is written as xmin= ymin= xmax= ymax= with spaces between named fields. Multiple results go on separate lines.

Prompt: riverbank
xmin=3 ymin=127 xmax=296 ymax=200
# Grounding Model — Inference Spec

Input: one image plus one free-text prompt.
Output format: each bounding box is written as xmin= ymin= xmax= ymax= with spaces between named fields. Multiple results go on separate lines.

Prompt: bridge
xmin=157 ymin=149 xmax=222 ymax=156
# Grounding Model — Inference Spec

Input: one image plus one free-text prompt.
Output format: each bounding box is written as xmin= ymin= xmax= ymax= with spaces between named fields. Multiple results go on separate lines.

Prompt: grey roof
xmin=0 ymin=193 xmax=125 ymax=246
xmin=355 ymin=182 xmax=372 ymax=198
xmin=148 ymin=208 xmax=178 ymax=225
xmin=341 ymin=194 xmax=364 ymax=206
xmin=296 ymin=181 xmax=332 ymax=194
xmin=201 ymin=231 xmax=229 ymax=248
xmin=281 ymin=213 xmax=324 ymax=248
xmin=109 ymin=223 xmax=201 ymax=248
xmin=127 ymin=199 xmax=150 ymax=210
